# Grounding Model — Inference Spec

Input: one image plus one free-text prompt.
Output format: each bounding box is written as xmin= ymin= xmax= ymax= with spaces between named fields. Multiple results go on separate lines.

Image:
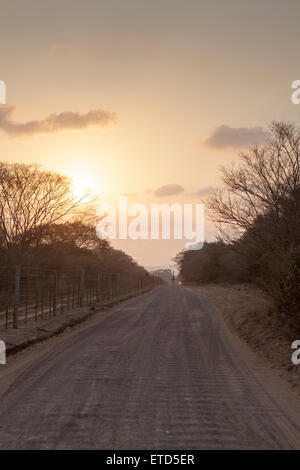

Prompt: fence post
xmin=110 ymin=273 xmax=113 ymax=298
xmin=116 ymin=273 xmax=120 ymax=297
xmin=101 ymin=272 xmax=104 ymax=301
xmin=13 ymin=265 xmax=21 ymax=329
xmin=60 ymin=273 xmax=64 ymax=315
xmin=96 ymin=273 xmax=100 ymax=302
xmin=53 ymin=271 xmax=58 ymax=316
xmin=79 ymin=269 xmax=85 ymax=307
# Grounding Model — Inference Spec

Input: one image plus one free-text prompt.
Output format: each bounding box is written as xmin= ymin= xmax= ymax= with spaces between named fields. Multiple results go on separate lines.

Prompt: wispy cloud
xmin=205 ymin=125 xmax=268 ymax=149
xmin=0 ymin=105 xmax=117 ymax=136
xmin=154 ymin=183 xmax=184 ymax=197
xmin=184 ymin=186 xmax=216 ymax=199
xmin=194 ymin=186 xmax=215 ymax=197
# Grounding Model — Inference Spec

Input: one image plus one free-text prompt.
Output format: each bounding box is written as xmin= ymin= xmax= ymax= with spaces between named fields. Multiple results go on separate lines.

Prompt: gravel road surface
xmin=0 ymin=284 xmax=300 ymax=449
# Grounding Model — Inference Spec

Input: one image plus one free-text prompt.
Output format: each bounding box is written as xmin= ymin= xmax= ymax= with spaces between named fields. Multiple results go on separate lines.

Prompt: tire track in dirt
xmin=0 ymin=285 xmax=300 ymax=449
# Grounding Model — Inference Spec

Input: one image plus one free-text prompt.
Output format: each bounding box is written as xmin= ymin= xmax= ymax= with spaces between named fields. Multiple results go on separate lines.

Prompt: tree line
xmin=175 ymin=122 xmax=300 ymax=327
xmin=0 ymin=161 xmax=146 ymax=277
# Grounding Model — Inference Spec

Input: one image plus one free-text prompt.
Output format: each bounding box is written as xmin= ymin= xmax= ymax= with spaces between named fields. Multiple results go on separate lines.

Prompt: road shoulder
xmin=188 ymin=284 xmax=300 ymax=399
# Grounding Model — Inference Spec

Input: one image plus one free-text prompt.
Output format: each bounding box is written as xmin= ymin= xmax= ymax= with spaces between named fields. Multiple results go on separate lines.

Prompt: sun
xmin=68 ymin=169 xmax=100 ymax=200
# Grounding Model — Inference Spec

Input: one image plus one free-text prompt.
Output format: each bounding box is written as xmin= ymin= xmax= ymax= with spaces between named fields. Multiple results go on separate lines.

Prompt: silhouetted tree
xmin=206 ymin=122 xmax=300 ymax=320
xmin=0 ymin=162 xmax=93 ymax=261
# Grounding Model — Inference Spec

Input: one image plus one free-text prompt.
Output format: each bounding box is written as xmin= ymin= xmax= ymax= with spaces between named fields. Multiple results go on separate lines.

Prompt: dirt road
xmin=0 ymin=284 xmax=300 ymax=449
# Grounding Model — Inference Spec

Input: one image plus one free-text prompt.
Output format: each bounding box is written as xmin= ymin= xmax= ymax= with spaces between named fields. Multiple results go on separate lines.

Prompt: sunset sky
xmin=1 ymin=0 xmax=300 ymax=267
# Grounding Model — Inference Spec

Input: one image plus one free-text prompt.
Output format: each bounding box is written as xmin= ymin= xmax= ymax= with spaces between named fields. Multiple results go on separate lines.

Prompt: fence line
xmin=0 ymin=266 xmax=159 ymax=329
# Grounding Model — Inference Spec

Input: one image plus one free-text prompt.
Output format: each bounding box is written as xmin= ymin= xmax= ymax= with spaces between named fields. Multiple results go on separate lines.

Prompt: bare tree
xmin=208 ymin=122 xmax=300 ymax=242
xmin=0 ymin=162 xmax=93 ymax=260
xmin=207 ymin=122 xmax=300 ymax=318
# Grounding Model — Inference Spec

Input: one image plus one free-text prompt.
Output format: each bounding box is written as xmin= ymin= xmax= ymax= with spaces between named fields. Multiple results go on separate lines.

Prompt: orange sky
xmin=1 ymin=0 xmax=300 ymax=267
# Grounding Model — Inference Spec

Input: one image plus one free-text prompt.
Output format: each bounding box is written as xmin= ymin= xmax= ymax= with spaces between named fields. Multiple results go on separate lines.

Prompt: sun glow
xmin=68 ymin=168 xmax=101 ymax=200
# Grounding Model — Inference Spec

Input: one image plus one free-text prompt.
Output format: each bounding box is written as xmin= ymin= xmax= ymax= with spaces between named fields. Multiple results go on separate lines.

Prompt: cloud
xmin=194 ymin=186 xmax=215 ymax=197
xmin=205 ymin=125 xmax=268 ymax=149
xmin=154 ymin=183 xmax=184 ymax=197
xmin=0 ymin=105 xmax=117 ymax=136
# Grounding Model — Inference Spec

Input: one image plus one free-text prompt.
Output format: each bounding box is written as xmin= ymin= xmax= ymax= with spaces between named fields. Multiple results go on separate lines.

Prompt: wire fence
xmin=0 ymin=266 xmax=159 ymax=329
